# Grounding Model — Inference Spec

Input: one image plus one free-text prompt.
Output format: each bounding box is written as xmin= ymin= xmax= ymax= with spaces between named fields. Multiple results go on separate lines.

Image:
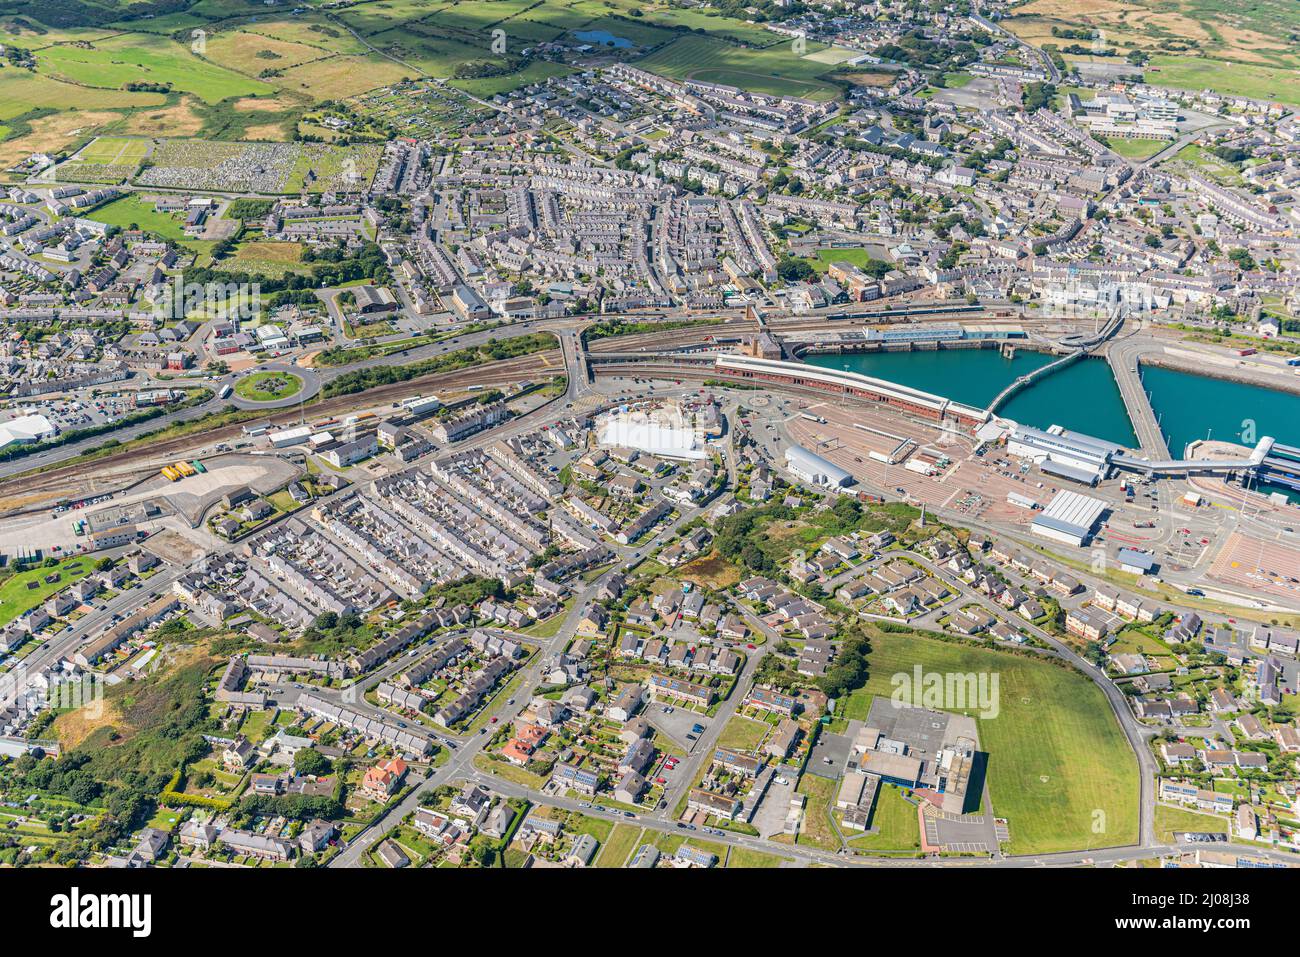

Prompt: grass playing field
xmin=84 ymin=194 xmax=188 ymax=244
xmin=68 ymin=136 xmax=151 ymax=166
xmin=1143 ymin=55 xmax=1300 ymax=106
xmin=1100 ymin=136 xmax=1172 ymax=160
xmin=858 ymin=630 xmax=1140 ymax=856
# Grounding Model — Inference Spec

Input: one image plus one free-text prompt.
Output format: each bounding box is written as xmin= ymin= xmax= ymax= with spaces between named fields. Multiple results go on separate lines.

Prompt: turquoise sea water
xmin=802 ymin=348 xmax=1138 ymax=446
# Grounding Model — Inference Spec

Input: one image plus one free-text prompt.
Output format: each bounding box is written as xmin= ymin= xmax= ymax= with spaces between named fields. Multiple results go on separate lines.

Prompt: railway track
xmin=0 ymin=351 xmax=561 ymax=504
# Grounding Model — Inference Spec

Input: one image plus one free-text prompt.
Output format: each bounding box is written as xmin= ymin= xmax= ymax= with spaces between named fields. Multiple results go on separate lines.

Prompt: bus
xmin=174 ymin=461 xmax=196 ymax=477
xmin=191 ymin=460 xmax=207 ymax=473
xmin=218 ymin=383 xmax=232 ymax=400
xmin=161 ymin=466 xmax=181 ymax=482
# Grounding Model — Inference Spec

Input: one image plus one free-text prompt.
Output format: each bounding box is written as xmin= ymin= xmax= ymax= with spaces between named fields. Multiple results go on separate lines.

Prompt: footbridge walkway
xmin=986 ymin=308 xmax=1128 ymax=417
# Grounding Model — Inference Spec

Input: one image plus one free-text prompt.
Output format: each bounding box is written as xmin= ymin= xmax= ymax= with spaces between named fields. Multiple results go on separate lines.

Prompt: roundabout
xmin=229 ymin=363 xmax=321 ymax=409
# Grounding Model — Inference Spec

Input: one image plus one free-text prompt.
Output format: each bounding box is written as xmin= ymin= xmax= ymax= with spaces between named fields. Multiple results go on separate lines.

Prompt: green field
xmin=725 ymin=846 xmax=789 ymax=867
xmin=1101 ymin=137 xmax=1173 ymax=160
xmin=794 ymin=772 xmax=839 ymax=850
xmin=807 ymin=247 xmax=889 ymax=275
xmin=594 ymin=822 xmax=641 ymax=867
xmin=860 ymin=631 xmax=1140 ymax=856
xmin=1169 ymin=143 xmax=1243 ymax=184
xmin=846 ymin=784 xmax=921 ymax=854
xmin=36 ymin=33 xmax=272 ymax=104
xmin=716 ymin=716 xmax=769 ymax=752
xmin=0 ymin=70 xmax=166 ymax=121
xmin=72 ymin=136 xmax=151 ymax=165
xmin=0 ymin=557 xmax=93 ymax=630
xmin=220 ymin=240 xmax=309 ymax=278
xmin=84 ymin=194 xmax=189 ymax=243
xmin=1144 ymin=55 xmax=1300 ymax=106
xmin=635 ymin=35 xmax=842 ymax=101
xmin=451 ymin=60 xmax=576 ymax=99
xmin=1154 ymin=803 xmax=1228 ymax=843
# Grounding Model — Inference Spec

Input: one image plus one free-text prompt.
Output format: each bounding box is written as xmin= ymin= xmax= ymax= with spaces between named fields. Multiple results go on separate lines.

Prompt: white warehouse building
xmin=1030 ymin=490 xmax=1108 ymax=547
xmin=785 ymin=445 xmax=854 ymax=488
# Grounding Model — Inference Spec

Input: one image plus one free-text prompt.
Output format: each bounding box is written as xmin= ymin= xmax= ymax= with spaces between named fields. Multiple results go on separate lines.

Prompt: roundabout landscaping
xmin=234 ymin=370 xmax=305 ymax=403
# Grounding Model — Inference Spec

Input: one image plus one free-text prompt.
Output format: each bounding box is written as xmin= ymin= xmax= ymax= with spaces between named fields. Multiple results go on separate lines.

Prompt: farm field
xmin=1004 ymin=0 xmax=1300 ymax=68
xmin=35 ymin=33 xmax=272 ymax=103
xmin=858 ymin=631 xmax=1140 ymax=856
xmin=451 ymin=60 xmax=576 ymax=99
xmin=199 ymin=29 xmax=334 ymax=75
xmin=625 ymin=3 xmax=777 ymax=45
xmin=238 ymin=17 xmax=372 ymax=57
xmin=1 ymin=0 xmax=799 ymax=132
xmin=635 ymin=34 xmax=842 ymax=101
xmin=0 ymin=70 xmax=166 ymax=122
xmin=272 ymin=55 xmax=414 ymax=100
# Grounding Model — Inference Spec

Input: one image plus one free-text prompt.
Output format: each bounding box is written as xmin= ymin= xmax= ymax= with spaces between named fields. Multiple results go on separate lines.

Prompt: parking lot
xmin=645 ymin=701 xmax=709 ymax=753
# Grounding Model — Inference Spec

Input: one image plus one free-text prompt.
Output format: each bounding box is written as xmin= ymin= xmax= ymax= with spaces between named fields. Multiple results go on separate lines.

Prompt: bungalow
xmin=1160 ymin=742 xmax=1196 ymax=765
xmin=687 ymin=787 xmax=740 ymax=820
